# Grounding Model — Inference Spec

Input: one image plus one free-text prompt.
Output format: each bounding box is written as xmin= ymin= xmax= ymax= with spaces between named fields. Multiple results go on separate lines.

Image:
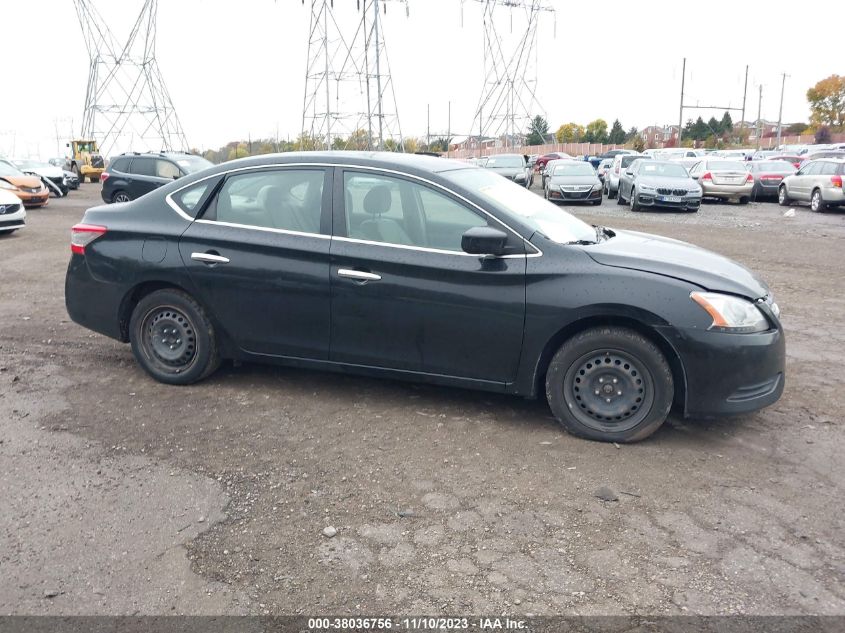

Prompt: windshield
xmin=638 ymin=162 xmax=689 ymax=178
xmin=552 ymin=163 xmax=595 ymax=176
xmin=485 ymin=156 xmax=524 ymax=168
xmin=752 ymin=162 xmax=795 ymax=173
xmin=0 ymin=161 xmax=23 ymax=177
xmin=13 ymin=159 xmax=49 ymax=170
xmin=443 ymin=168 xmax=596 ymax=245
xmin=708 ymin=160 xmax=747 ymax=171
xmin=175 ymin=156 xmax=214 ymax=174
xmin=620 ymin=155 xmax=644 ymax=168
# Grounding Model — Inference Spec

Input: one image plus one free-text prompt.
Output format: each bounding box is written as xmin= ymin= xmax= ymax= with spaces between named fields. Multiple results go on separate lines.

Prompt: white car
xmin=0 ymin=189 xmax=26 ymax=234
xmin=9 ymin=158 xmax=68 ymax=196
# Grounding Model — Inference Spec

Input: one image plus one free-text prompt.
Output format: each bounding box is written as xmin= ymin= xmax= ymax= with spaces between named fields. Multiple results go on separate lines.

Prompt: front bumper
xmin=16 ymin=189 xmax=49 ymax=207
xmin=657 ymin=324 xmax=785 ymax=418
xmin=701 ymin=181 xmax=754 ymax=199
xmin=0 ymin=207 xmax=26 ymax=232
xmin=549 ymin=187 xmax=602 ymax=202
xmin=634 ymin=191 xmax=701 ymax=210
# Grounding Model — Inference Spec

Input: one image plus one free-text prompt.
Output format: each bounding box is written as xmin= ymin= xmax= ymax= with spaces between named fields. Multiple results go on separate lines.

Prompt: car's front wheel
xmin=545 ymin=327 xmax=674 ymax=443
xmin=630 ymin=188 xmax=641 ymax=211
xmin=129 ymin=289 xmax=220 ymax=385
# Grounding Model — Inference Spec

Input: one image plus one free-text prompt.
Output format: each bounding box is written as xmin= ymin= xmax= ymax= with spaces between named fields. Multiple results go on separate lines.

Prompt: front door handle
xmin=191 ymin=252 xmax=230 ymax=265
xmin=337 ymin=268 xmax=381 ymax=282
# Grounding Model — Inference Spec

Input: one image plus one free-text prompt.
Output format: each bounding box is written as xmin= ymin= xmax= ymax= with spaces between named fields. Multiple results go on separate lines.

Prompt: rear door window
xmin=130 ymin=158 xmax=156 ymax=176
xmin=156 ymin=160 xmax=181 ymax=179
xmin=111 ymin=157 xmax=131 ymax=172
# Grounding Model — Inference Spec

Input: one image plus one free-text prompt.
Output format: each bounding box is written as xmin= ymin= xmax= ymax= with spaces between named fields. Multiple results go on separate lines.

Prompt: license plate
xmin=660 ymin=196 xmax=682 ymax=203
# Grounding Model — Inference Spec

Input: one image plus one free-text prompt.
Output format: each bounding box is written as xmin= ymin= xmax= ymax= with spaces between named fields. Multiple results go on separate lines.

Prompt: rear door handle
xmin=191 ymin=252 xmax=230 ymax=264
xmin=337 ymin=268 xmax=381 ymax=282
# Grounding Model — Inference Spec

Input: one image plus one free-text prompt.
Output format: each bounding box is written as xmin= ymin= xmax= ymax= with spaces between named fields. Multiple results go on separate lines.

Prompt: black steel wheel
xmin=545 ymin=327 xmax=673 ymax=442
xmin=129 ymin=289 xmax=219 ymax=385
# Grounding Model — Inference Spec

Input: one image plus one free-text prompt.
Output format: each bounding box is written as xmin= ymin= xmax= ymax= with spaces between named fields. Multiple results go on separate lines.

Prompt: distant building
xmin=640 ymin=125 xmax=679 ymax=146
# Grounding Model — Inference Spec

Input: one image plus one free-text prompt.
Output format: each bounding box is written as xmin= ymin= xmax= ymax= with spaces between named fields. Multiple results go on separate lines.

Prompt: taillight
xmin=832 ymin=175 xmax=843 ymax=188
xmin=746 ymin=173 xmax=754 ymax=183
xmin=71 ymin=223 xmax=107 ymax=255
xmin=701 ymin=172 xmax=712 ymax=181
xmin=100 ymin=172 xmax=109 ymax=183
xmin=761 ymin=174 xmax=783 ymax=181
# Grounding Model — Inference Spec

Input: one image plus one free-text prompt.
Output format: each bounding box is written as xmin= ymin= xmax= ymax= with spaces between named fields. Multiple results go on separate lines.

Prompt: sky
xmin=1 ymin=0 xmax=839 ymax=158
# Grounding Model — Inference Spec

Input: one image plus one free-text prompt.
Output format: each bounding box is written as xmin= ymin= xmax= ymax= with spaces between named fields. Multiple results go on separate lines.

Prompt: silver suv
xmin=779 ymin=159 xmax=845 ymax=212
xmin=605 ymin=153 xmax=643 ymax=198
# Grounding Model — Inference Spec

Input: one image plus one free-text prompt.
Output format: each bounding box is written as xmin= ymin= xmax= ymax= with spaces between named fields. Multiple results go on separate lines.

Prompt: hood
xmin=637 ymin=175 xmax=698 ymax=190
xmin=1 ymin=175 xmax=43 ymax=189
xmin=488 ymin=167 xmax=524 ymax=177
xmin=549 ymin=175 xmax=599 ymax=186
xmin=22 ymin=166 xmax=63 ymax=178
xmin=584 ymin=229 xmax=769 ymax=299
xmin=0 ymin=189 xmax=23 ymax=204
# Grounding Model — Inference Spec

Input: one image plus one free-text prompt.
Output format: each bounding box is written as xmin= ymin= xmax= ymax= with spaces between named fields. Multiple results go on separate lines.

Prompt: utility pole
xmin=426 ymin=103 xmax=430 ymax=149
xmin=373 ymin=0 xmax=384 ymax=150
xmin=740 ymin=65 xmax=748 ymax=143
xmin=678 ymin=57 xmax=686 ymax=147
xmin=756 ymin=85 xmax=762 ymax=151
xmin=776 ymin=73 xmax=787 ymax=149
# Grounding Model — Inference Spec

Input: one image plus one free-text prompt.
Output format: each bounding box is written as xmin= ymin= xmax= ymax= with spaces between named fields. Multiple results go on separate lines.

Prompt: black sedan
xmin=65 ymin=152 xmax=785 ymax=443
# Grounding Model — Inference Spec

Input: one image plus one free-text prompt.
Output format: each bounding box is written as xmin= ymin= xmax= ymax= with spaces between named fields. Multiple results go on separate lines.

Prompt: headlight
xmin=591 ymin=183 xmax=602 ymax=191
xmin=639 ymin=184 xmax=655 ymax=192
xmin=690 ymin=292 xmax=769 ymax=333
xmin=0 ymin=180 xmax=18 ymax=191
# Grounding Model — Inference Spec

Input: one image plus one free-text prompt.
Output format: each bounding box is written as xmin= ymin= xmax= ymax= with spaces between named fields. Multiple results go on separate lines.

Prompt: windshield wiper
xmin=566 ymin=239 xmax=598 ymax=245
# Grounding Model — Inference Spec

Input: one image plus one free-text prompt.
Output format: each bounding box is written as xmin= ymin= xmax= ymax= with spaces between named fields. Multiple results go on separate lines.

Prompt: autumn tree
xmin=584 ymin=119 xmax=609 ymax=143
xmin=555 ymin=123 xmax=584 ymax=143
xmin=807 ymin=74 xmax=845 ymax=130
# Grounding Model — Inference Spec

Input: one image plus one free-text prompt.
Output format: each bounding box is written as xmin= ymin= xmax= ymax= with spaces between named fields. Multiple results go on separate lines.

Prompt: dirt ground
xmin=1 ymin=182 xmax=843 ymax=616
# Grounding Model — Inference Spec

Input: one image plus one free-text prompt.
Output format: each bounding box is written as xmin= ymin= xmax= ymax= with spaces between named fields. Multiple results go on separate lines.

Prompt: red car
xmin=534 ymin=152 xmax=572 ymax=171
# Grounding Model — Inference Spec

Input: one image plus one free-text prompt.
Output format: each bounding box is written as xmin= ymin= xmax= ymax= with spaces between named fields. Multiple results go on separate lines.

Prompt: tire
xmin=545 ymin=327 xmax=673 ymax=443
xmin=778 ymin=185 xmax=790 ymax=206
xmin=609 ymin=182 xmax=617 ymax=199
xmin=630 ymin=187 xmax=640 ymax=211
xmin=810 ymin=189 xmax=826 ymax=212
xmin=129 ymin=289 xmax=220 ymax=385
xmin=739 ymin=196 xmax=749 ymax=205
xmin=616 ymin=184 xmax=625 ymax=205
xmin=112 ymin=190 xmax=131 ymax=204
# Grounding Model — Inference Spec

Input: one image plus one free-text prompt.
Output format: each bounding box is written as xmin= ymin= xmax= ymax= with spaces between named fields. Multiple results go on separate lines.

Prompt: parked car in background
xmin=534 ymin=152 xmax=572 ymax=172
xmin=596 ymin=158 xmax=613 ymax=184
xmin=0 ymin=189 xmax=26 ymax=234
xmin=778 ymin=159 xmax=845 ymax=212
xmin=544 ymin=160 xmax=602 ymax=205
xmin=752 ymin=150 xmax=779 ymax=160
xmin=712 ymin=149 xmax=752 ymax=161
xmin=605 ymin=153 xmax=645 ymax=198
xmin=482 ymin=153 xmax=532 ymax=187
xmin=617 ymin=160 xmax=702 ymax=212
xmin=656 ymin=149 xmax=704 ymax=161
xmin=10 ymin=158 xmax=69 ymax=196
xmin=527 ymin=154 xmax=539 ymax=169
xmin=746 ymin=161 xmax=796 ymax=201
xmin=802 ymin=149 xmax=845 ymax=163
xmin=540 ymin=158 xmax=569 ymax=190
xmin=0 ymin=160 xmax=50 ymax=207
xmin=769 ymin=155 xmax=804 ymax=169
xmin=688 ymin=159 xmax=754 ymax=203
xmin=64 ymin=151 xmax=785 ymax=443
xmin=599 ymin=149 xmax=636 ymax=159
xmin=64 ymin=170 xmax=80 ymax=190
xmin=101 ymin=152 xmax=214 ymax=203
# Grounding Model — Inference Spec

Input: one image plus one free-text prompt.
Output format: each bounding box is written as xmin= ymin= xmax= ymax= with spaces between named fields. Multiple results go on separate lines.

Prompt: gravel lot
xmin=1 ymin=181 xmax=844 ymax=616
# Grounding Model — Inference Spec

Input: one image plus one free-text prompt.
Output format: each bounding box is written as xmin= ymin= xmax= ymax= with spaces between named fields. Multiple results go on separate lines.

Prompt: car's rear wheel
xmin=112 ymin=191 xmax=131 ymax=203
xmin=778 ymin=185 xmax=790 ymax=206
xmin=739 ymin=196 xmax=750 ymax=205
xmin=810 ymin=189 xmax=826 ymax=212
xmin=545 ymin=327 xmax=673 ymax=443
xmin=129 ymin=289 xmax=220 ymax=385
xmin=616 ymin=185 xmax=625 ymax=205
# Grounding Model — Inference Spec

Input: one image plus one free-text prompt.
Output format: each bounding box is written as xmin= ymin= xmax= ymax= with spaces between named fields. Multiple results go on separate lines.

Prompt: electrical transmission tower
xmin=465 ymin=0 xmax=555 ymax=150
xmin=301 ymin=0 xmax=408 ymax=151
xmin=73 ymin=0 xmax=189 ymax=156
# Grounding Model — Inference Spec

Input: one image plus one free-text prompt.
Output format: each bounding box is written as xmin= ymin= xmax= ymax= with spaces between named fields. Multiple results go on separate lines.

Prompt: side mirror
xmin=625 ymin=170 xmax=634 ymax=176
xmin=461 ymin=226 xmax=508 ymax=256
